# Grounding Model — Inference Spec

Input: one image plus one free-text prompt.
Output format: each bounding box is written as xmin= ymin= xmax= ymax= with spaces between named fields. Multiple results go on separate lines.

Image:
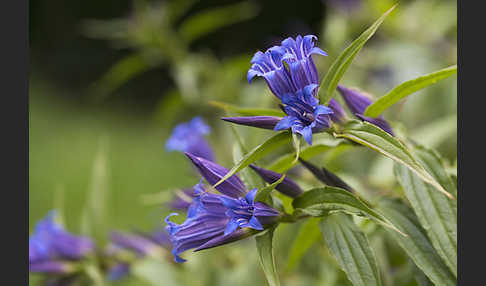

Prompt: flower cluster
xmin=222 ymin=34 xmax=394 ymax=143
xmin=224 ymin=35 xmax=338 ymax=145
xmin=165 ymin=153 xmax=281 ymax=263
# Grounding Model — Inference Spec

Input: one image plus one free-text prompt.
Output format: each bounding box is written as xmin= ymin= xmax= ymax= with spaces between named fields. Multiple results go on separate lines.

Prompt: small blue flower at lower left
xmin=29 ymin=211 xmax=95 ymax=273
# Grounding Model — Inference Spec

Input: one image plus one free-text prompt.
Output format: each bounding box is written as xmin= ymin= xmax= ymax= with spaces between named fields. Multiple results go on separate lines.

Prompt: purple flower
xmin=249 ymin=164 xmax=303 ymax=198
xmin=166 ymin=117 xmax=214 ymax=161
xmin=248 ymin=35 xmax=327 ymax=98
xmin=165 ymin=154 xmax=280 ymax=263
xmin=274 ymin=84 xmax=333 ymax=145
xmin=29 ymin=261 xmax=74 ymax=274
xmin=221 ymin=116 xmax=282 ymax=130
xmin=337 ymin=85 xmax=394 ymax=135
xmin=243 ymin=35 xmax=334 ymax=145
xmin=328 ymin=98 xmax=347 ymax=123
xmin=29 ymin=211 xmax=94 ymax=273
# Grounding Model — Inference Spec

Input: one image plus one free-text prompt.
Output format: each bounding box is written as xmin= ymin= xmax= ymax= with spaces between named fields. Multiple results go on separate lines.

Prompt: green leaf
xmin=256 ymin=227 xmax=280 ymax=286
xmin=320 ymin=213 xmax=382 ymax=286
xmin=80 ymin=138 xmax=110 ymax=246
xmin=213 ymin=131 xmax=292 ymax=188
xmin=394 ymin=147 xmax=457 ymax=276
xmin=377 ymin=198 xmax=456 ymax=286
xmin=179 ymin=1 xmax=258 ymax=43
xmin=414 ymin=146 xmax=458 ymax=198
xmin=336 ymin=120 xmax=453 ymax=199
xmin=285 ymin=218 xmax=322 ymax=272
xmin=292 ymin=186 xmax=403 ymax=235
xmin=230 ymin=125 xmax=265 ymax=189
xmin=364 ymin=65 xmax=457 ymax=117
xmin=255 ymin=174 xmax=286 ymax=203
xmin=318 ymin=4 xmax=396 ymax=104
xmin=209 ymin=100 xmax=286 ymax=117
xmin=266 ymin=133 xmax=346 ymax=173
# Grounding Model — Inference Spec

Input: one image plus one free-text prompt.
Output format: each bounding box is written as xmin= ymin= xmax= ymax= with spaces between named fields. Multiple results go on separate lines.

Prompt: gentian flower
xmin=273 ymin=84 xmax=333 ymax=145
xmin=165 ymin=117 xmax=214 ymax=161
xmin=165 ymin=153 xmax=281 ymax=263
xmin=29 ymin=211 xmax=94 ymax=274
xmin=337 ymin=84 xmax=394 ymax=135
xmin=224 ymin=35 xmax=334 ymax=145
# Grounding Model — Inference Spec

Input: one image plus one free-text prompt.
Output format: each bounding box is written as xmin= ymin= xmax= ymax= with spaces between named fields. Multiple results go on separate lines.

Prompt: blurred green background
xmin=29 ymin=0 xmax=456 ymax=285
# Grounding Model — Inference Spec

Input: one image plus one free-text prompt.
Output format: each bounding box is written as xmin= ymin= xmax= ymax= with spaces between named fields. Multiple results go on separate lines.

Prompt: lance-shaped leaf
xmin=256 ymin=227 xmax=280 ymax=286
xmin=335 ymin=120 xmax=453 ymax=199
xmin=377 ymin=198 xmax=456 ymax=285
xmin=230 ymin=125 xmax=265 ymax=189
xmin=292 ymin=186 xmax=403 ymax=235
xmin=213 ymin=131 xmax=292 ymax=189
xmin=255 ymin=174 xmax=286 ymax=204
xmin=209 ymin=100 xmax=286 ymax=117
xmin=319 ymin=213 xmax=382 ymax=286
xmin=318 ymin=4 xmax=396 ymax=104
xmin=364 ymin=65 xmax=457 ymax=117
xmin=394 ymin=147 xmax=457 ymax=276
xmin=285 ymin=217 xmax=322 ymax=272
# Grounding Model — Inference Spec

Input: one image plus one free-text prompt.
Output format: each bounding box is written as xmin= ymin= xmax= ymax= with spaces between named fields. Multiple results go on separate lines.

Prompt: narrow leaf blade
xmin=364 ymin=65 xmax=457 ymax=117
xmin=213 ymin=131 xmax=292 ymax=188
xmin=285 ymin=218 xmax=322 ymax=272
xmin=320 ymin=213 xmax=382 ymax=286
xmin=377 ymin=198 xmax=456 ymax=285
xmin=336 ymin=120 xmax=453 ymax=199
xmin=318 ymin=5 xmax=396 ymax=104
xmin=394 ymin=147 xmax=457 ymax=276
xmin=292 ymin=186 xmax=403 ymax=235
xmin=256 ymin=227 xmax=280 ymax=286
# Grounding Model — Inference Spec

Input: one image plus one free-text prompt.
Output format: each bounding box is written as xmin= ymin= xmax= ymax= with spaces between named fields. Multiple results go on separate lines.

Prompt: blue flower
xmin=248 ymin=35 xmax=327 ymax=98
xmin=165 ymin=154 xmax=280 ymax=263
xmin=29 ymin=211 xmax=94 ymax=274
xmin=337 ymin=85 xmax=394 ymax=135
xmin=274 ymin=84 xmax=333 ymax=145
xmin=165 ymin=117 xmax=214 ymax=161
xmin=227 ymin=35 xmax=333 ymax=145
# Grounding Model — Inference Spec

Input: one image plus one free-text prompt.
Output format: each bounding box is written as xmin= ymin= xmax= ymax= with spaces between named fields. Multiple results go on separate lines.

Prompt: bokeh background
xmin=29 ymin=0 xmax=457 ymax=285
